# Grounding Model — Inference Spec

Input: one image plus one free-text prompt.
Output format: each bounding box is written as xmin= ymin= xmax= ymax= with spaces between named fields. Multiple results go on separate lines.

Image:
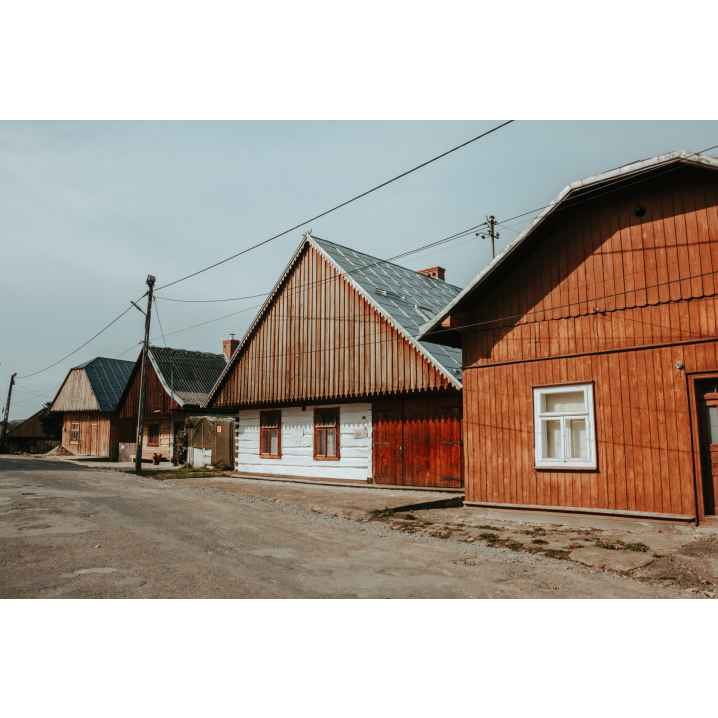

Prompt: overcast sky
xmin=3 ymin=120 xmax=718 ymax=420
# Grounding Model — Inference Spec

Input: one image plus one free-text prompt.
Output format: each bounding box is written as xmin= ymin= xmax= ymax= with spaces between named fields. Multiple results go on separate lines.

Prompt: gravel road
xmin=0 ymin=457 xmax=687 ymax=599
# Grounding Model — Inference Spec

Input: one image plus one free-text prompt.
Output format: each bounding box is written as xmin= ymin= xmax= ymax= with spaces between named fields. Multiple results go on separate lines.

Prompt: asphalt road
xmin=0 ymin=457 xmax=678 ymax=599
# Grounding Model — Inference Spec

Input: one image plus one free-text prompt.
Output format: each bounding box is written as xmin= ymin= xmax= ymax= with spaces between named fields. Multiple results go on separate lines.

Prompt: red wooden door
xmin=372 ymin=400 xmax=403 ymax=484
xmin=439 ymin=400 xmax=463 ymax=489
xmin=698 ymin=389 xmax=718 ymax=516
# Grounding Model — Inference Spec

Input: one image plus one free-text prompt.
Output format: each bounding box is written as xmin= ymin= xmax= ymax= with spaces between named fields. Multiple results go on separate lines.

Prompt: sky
xmin=2 ymin=120 xmax=718 ymax=420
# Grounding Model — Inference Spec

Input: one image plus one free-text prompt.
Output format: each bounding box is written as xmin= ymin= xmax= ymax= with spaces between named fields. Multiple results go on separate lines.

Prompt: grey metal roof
xmin=148 ymin=346 xmax=228 ymax=407
xmin=310 ymin=236 xmax=464 ymax=381
xmin=418 ymin=149 xmax=718 ymax=341
xmin=73 ymin=357 xmax=135 ymax=412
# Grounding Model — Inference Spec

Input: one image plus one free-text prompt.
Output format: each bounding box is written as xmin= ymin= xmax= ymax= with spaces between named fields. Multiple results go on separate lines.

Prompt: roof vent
xmin=417 ymin=266 xmax=446 ymax=281
xmin=375 ymin=287 xmax=406 ymax=301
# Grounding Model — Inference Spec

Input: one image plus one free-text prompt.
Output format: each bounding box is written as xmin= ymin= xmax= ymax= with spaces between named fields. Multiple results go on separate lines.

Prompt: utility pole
xmin=134 ymin=275 xmax=156 ymax=474
xmin=477 ymin=215 xmax=500 ymax=260
xmin=0 ymin=373 xmax=17 ymax=453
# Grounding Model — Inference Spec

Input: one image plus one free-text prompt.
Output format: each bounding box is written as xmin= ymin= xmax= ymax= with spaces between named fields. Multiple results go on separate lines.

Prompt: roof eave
xmin=417 ymin=150 xmax=718 ymax=341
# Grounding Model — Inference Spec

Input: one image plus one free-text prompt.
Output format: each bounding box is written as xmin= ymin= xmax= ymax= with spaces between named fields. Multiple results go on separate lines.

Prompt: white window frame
xmin=533 ymin=383 xmax=596 ymax=469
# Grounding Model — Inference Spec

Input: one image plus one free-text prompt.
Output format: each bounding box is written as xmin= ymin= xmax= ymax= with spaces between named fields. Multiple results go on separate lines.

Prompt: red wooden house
xmin=419 ymin=150 xmax=718 ymax=527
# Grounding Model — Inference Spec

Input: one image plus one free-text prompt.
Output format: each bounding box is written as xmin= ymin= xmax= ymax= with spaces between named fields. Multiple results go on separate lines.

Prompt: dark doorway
xmin=697 ymin=380 xmax=718 ymax=517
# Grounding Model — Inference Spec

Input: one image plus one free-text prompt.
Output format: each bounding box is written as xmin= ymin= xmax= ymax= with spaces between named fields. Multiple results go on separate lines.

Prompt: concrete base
xmin=463 ymin=505 xmax=697 ymax=534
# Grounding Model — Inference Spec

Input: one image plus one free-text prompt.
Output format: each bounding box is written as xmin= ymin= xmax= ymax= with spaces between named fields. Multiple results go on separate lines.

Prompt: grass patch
xmin=543 ymin=549 xmax=570 ymax=559
xmin=378 ymin=508 xmax=395 ymax=518
xmin=625 ymin=542 xmax=649 ymax=552
xmin=479 ymin=532 xmax=499 ymax=542
xmin=422 ymin=521 xmax=433 ymax=526
xmin=506 ymin=540 xmax=523 ymax=550
xmin=531 ymin=538 xmax=548 ymax=545
xmin=405 ymin=513 xmax=417 ymax=521
xmin=475 ymin=524 xmax=501 ymax=531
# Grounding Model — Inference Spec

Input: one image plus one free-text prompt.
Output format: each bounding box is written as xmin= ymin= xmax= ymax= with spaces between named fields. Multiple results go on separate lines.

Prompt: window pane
xmin=327 ymin=429 xmax=336 ymax=457
xmin=261 ymin=413 xmax=278 ymax=428
xmin=545 ymin=391 xmax=585 ymax=413
xmin=569 ymin=418 xmax=587 ymax=459
xmin=318 ymin=429 xmax=326 ymax=456
xmin=316 ymin=411 xmax=337 ymax=427
xmin=707 ymin=406 xmax=718 ymax=445
xmin=261 ymin=430 xmax=269 ymax=455
xmin=545 ymin=419 xmax=561 ymax=459
xmin=270 ymin=429 xmax=278 ymax=455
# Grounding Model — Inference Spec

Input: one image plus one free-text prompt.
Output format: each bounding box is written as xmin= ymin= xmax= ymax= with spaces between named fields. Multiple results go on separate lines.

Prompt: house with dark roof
xmin=204 ymin=234 xmax=464 ymax=488
xmin=419 ymin=150 xmax=718 ymax=527
xmin=50 ymin=357 xmax=136 ymax=459
xmin=114 ymin=344 xmax=231 ymax=464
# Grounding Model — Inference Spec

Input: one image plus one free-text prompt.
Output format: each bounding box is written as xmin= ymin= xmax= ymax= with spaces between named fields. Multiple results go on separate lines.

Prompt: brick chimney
xmin=223 ymin=334 xmax=239 ymax=361
xmin=417 ymin=266 xmax=446 ymax=281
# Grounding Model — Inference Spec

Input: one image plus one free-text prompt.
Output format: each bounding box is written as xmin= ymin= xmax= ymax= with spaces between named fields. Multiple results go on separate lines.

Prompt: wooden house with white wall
xmin=204 ymin=234 xmax=465 ymax=489
xmin=419 ymin=150 xmax=718 ymax=526
xmin=49 ymin=357 xmax=135 ymax=459
xmin=114 ymin=344 xmax=232 ymax=463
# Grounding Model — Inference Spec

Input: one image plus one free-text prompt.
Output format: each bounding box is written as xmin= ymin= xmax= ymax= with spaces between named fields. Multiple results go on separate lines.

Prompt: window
xmin=533 ymin=384 xmax=596 ymax=469
xmin=314 ymin=408 xmax=340 ymax=460
xmin=260 ymin=411 xmax=281 ymax=458
xmin=70 ymin=422 xmax=79 ymax=444
xmin=147 ymin=423 xmax=160 ymax=446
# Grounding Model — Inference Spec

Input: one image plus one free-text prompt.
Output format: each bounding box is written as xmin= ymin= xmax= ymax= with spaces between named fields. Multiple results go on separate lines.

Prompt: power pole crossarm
xmin=476 ymin=215 xmax=499 ymax=260
xmin=134 ymin=276 xmax=156 ymax=474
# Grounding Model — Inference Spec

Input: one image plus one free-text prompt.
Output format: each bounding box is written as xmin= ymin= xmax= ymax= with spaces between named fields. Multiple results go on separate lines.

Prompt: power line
xmin=154 ymin=297 xmax=167 ymax=348
xmin=17 ymin=304 xmax=138 ymax=379
xmin=154 ymin=121 xmax=515 ymax=292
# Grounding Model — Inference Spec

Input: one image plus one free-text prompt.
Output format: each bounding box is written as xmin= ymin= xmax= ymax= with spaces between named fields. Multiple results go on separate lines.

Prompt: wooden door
xmin=698 ymin=387 xmax=718 ymax=516
xmin=438 ymin=400 xmax=463 ymax=489
xmin=372 ymin=400 xmax=403 ymax=484
xmin=90 ymin=424 xmax=98 ymax=456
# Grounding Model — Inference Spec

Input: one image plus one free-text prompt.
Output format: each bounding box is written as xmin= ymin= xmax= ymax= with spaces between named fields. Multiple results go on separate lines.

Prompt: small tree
xmin=38 ymin=403 xmax=63 ymax=441
xmin=174 ymin=426 xmax=188 ymax=464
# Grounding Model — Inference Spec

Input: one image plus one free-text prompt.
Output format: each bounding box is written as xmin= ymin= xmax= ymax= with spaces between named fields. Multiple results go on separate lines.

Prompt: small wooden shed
xmin=419 ymin=150 xmax=718 ymax=526
xmin=2 ymin=407 xmax=59 ymax=454
xmin=49 ymin=357 xmax=136 ymax=459
xmin=205 ymin=234 xmax=464 ymax=488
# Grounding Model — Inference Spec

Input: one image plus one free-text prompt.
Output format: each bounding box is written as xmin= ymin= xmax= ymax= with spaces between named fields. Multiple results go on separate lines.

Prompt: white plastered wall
xmin=235 ymin=403 xmax=372 ymax=482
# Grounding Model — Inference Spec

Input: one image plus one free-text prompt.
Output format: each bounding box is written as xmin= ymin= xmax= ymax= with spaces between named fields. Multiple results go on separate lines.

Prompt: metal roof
xmin=310 ymin=236 xmax=464 ymax=380
xmin=417 ymin=149 xmax=718 ymax=341
xmin=72 ymin=357 xmax=135 ymax=411
xmin=148 ymin=346 xmax=228 ymax=407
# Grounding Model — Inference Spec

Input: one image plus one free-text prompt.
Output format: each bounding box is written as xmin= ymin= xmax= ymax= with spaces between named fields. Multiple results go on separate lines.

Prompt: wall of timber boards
xmin=210 ymin=243 xmax=453 ymax=407
xmin=116 ymin=361 xmax=181 ymax=418
xmin=61 ymin=413 xmax=135 ymax=459
xmin=462 ymin=167 xmax=718 ymax=365
xmin=461 ymin=167 xmax=718 ymax=519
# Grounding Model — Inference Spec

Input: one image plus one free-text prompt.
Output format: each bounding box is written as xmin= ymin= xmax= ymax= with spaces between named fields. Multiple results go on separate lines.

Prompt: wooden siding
xmin=60 ymin=412 xmax=135 ymax=460
xmin=116 ymin=359 xmax=183 ymax=418
xmin=461 ymin=168 xmax=718 ymax=365
xmin=52 ymin=369 xmax=101 ymax=412
xmin=210 ymin=244 xmax=454 ymax=408
xmin=460 ymin=166 xmax=718 ymax=522
xmin=6 ymin=409 xmax=48 ymax=439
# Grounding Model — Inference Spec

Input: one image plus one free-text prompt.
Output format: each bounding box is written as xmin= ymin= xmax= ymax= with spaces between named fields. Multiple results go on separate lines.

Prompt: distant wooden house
xmin=419 ymin=150 xmax=718 ymax=526
xmin=49 ymin=357 xmax=136 ymax=459
xmin=204 ymin=235 xmax=464 ymax=489
xmin=3 ymin=407 xmax=59 ymax=453
xmin=114 ymin=345 xmax=231 ymax=463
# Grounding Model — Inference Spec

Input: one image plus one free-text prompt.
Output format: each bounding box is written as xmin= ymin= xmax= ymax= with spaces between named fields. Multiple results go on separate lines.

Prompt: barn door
xmin=438 ymin=399 xmax=463 ymax=489
xmin=90 ymin=424 xmax=99 ymax=456
xmin=372 ymin=400 xmax=403 ymax=484
xmin=698 ymin=385 xmax=718 ymax=517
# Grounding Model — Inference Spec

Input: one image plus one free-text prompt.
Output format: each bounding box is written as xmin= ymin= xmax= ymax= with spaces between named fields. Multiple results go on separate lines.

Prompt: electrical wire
xmin=153 ymin=121 xmax=514 ymax=292
xmin=153 ymin=298 xmax=167 ymax=348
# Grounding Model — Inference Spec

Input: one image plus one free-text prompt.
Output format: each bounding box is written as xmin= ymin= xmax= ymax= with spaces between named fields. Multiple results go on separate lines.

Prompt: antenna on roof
xmin=302 ymin=228 xmax=313 ymax=240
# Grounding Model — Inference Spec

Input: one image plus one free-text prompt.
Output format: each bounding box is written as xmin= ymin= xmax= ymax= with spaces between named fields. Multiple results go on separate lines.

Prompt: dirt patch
xmin=44 ymin=445 xmax=74 ymax=457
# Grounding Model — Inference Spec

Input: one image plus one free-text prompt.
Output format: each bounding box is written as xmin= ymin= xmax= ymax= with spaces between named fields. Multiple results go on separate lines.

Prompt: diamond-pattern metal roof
xmin=73 ymin=357 xmax=135 ymax=412
xmin=148 ymin=346 xmax=228 ymax=406
xmin=311 ymin=236 xmax=464 ymax=382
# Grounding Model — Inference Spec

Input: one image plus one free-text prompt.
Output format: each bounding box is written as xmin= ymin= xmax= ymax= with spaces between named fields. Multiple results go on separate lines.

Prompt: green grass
xmin=531 ymin=538 xmax=548 ymax=545
xmin=475 ymin=524 xmax=501 ymax=531
xmin=405 ymin=513 xmax=417 ymax=520
xmin=506 ymin=540 xmax=522 ymax=550
xmin=625 ymin=542 xmax=649 ymax=552
xmin=479 ymin=532 xmax=499 ymax=542
xmin=378 ymin=508 xmax=395 ymax=518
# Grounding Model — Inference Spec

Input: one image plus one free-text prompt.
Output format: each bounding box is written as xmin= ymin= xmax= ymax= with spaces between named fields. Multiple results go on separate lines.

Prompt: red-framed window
xmin=147 ymin=423 xmax=160 ymax=446
xmin=314 ymin=408 xmax=340 ymax=461
xmin=260 ymin=411 xmax=281 ymax=458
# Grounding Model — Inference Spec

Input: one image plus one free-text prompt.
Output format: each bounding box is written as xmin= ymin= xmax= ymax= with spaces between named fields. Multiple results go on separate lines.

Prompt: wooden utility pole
xmin=134 ymin=275 xmax=156 ymax=474
xmin=477 ymin=215 xmax=500 ymax=260
xmin=0 ymin=373 xmax=17 ymax=453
